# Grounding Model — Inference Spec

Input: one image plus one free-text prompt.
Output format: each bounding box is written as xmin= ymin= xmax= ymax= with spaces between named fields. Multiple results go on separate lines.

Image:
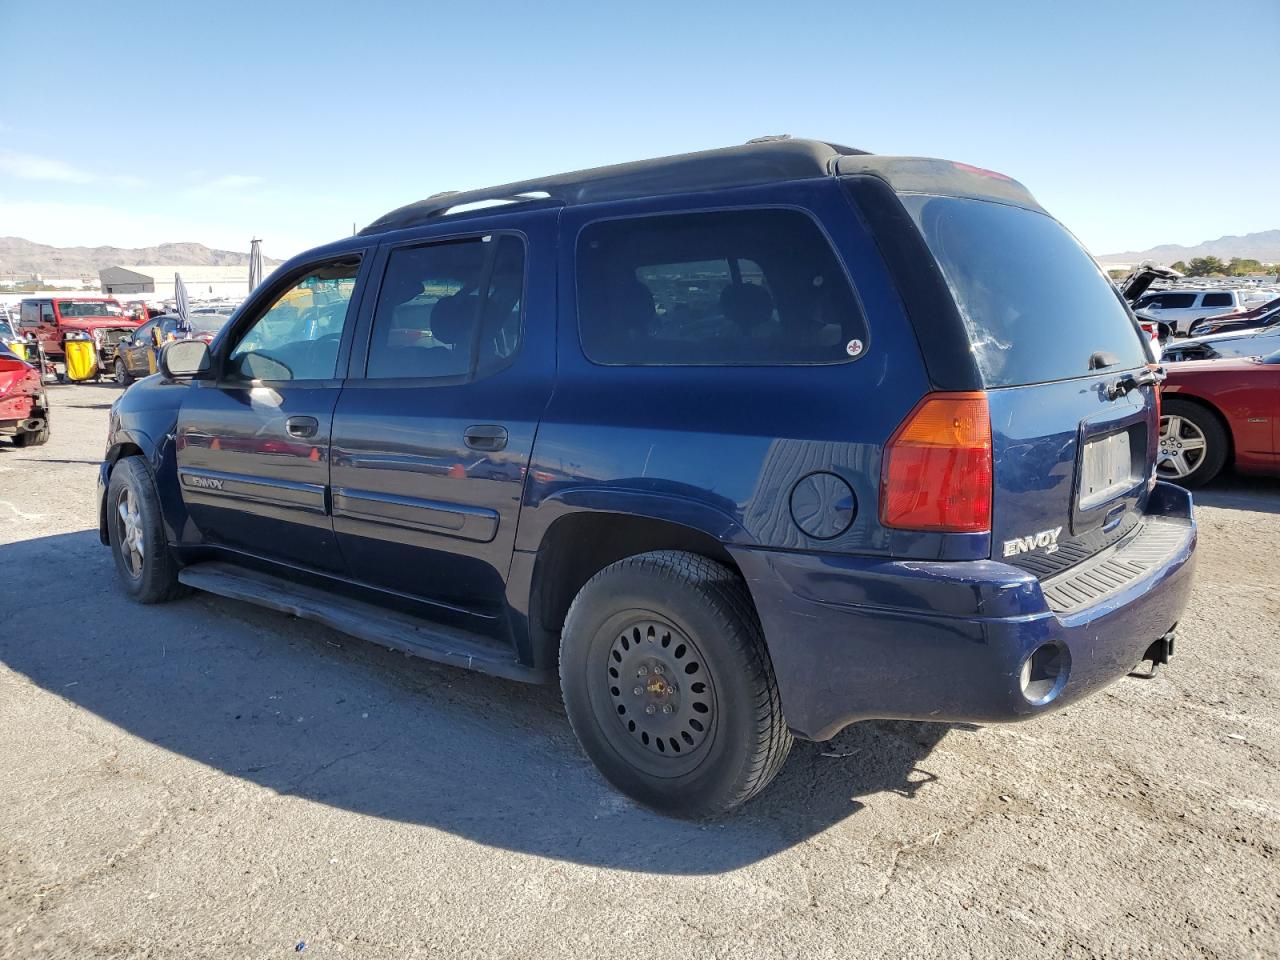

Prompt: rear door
xmin=174 ymin=253 xmax=369 ymax=572
xmin=900 ymin=194 xmax=1159 ymax=578
xmin=329 ymin=211 xmax=555 ymax=620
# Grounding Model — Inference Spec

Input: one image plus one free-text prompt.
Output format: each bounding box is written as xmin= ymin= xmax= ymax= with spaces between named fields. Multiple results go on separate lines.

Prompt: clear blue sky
xmin=2 ymin=0 xmax=1276 ymax=260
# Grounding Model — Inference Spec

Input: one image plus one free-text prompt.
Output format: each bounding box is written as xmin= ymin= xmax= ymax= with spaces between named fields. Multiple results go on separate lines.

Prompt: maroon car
xmin=1188 ymin=296 xmax=1280 ymax=338
xmin=1159 ymin=349 xmax=1280 ymax=486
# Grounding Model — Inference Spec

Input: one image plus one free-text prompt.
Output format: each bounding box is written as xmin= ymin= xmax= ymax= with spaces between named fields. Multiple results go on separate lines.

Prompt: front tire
xmin=114 ymin=359 xmax=132 ymax=385
xmin=106 ymin=457 xmax=185 ymax=603
xmin=1159 ymin=399 xmax=1228 ymax=488
xmin=560 ymin=551 xmax=791 ymax=818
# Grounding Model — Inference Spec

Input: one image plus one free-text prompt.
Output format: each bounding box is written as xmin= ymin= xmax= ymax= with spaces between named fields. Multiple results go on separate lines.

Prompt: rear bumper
xmin=732 ymin=482 xmax=1197 ymax=741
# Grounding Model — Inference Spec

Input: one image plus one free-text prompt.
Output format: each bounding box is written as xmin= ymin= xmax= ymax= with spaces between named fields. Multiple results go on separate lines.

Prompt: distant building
xmin=99 ymin=264 xmax=257 ymax=299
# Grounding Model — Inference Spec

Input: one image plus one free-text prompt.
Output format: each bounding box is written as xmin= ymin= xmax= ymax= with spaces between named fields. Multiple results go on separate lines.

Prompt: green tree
xmin=1170 ymin=260 xmax=1188 ymax=274
xmin=1226 ymin=258 xmax=1263 ymax=276
xmin=1185 ymin=256 xmax=1227 ymax=277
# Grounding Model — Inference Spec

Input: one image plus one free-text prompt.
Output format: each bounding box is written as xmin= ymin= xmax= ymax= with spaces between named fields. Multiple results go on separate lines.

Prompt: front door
xmin=329 ymin=215 xmax=555 ymax=621
xmin=175 ymin=253 xmax=368 ymax=572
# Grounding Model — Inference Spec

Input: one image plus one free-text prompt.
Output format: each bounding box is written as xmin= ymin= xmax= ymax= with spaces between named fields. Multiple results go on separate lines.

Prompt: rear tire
xmin=11 ymin=425 xmax=49 ymax=447
xmin=1159 ymin=399 xmax=1228 ymax=488
xmin=559 ymin=550 xmax=791 ymax=818
xmin=107 ymin=457 xmax=186 ymax=603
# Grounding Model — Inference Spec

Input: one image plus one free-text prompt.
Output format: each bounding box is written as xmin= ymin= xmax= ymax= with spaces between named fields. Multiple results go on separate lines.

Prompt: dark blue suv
xmin=99 ymin=138 xmax=1197 ymax=816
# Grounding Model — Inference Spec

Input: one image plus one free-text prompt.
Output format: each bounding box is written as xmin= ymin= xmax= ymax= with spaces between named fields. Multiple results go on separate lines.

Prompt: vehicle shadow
xmin=0 ymin=530 xmax=952 ymax=874
xmin=1193 ymin=474 xmax=1280 ymax=515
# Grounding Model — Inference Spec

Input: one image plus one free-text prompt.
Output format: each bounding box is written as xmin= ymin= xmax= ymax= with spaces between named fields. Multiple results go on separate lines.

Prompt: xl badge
xmin=1003 ymin=526 xmax=1062 ymax=557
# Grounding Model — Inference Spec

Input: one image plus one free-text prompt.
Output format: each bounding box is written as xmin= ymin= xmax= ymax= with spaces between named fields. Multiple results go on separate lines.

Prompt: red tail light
xmin=881 ymin=392 xmax=992 ymax=533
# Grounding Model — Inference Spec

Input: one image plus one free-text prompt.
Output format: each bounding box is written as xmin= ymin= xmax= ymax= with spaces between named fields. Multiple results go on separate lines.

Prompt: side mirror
xmin=160 ymin=339 xmax=210 ymax=379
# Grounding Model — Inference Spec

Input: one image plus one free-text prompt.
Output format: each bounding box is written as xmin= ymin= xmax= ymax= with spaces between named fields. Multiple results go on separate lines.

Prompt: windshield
xmin=902 ymin=195 xmax=1148 ymax=387
xmin=58 ymin=300 xmax=125 ymax=318
xmin=1263 ymin=350 xmax=1280 ymax=365
xmin=188 ymin=314 xmax=229 ymax=334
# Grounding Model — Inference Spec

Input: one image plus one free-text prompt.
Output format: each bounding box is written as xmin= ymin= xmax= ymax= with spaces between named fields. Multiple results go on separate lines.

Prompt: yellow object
xmin=64 ymin=338 xmax=99 ymax=382
xmin=7 ymin=340 xmax=32 ymax=362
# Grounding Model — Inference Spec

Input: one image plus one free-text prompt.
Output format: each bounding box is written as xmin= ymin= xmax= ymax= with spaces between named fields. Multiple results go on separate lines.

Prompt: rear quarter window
xmin=902 ymin=195 xmax=1148 ymax=387
xmin=576 ymin=208 xmax=867 ymax=365
xmin=1200 ymin=293 xmax=1233 ymax=308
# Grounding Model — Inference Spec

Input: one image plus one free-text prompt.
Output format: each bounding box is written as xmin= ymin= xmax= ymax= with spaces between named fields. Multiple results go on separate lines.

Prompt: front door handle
xmin=464 ymin=424 xmax=508 ymax=451
xmin=285 ymin=415 xmax=319 ymax=439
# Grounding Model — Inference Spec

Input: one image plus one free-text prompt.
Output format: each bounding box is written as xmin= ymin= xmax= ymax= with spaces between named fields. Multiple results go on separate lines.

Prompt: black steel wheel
xmin=560 ymin=550 xmax=791 ymax=818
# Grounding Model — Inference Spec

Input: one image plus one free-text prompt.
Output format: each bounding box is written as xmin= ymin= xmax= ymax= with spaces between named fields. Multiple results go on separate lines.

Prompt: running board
xmin=177 ymin=561 xmax=549 ymax=684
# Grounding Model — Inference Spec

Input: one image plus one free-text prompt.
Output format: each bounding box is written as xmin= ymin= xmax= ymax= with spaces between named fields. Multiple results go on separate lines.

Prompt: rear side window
xmin=366 ymin=235 xmax=525 ymax=380
xmin=576 ymin=209 xmax=866 ymax=365
xmin=902 ymin=195 xmax=1147 ymax=387
xmin=1152 ymin=293 xmax=1196 ymax=309
xmin=1200 ymin=293 xmax=1232 ymax=308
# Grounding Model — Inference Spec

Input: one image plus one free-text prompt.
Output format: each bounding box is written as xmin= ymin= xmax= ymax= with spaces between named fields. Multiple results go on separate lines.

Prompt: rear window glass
xmin=577 ymin=209 xmax=866 ymax=365
xmin=1200 ymin=293 xmax=1232 ymax=307
xmin=902 ymin=195 xmax=1147 ymax=387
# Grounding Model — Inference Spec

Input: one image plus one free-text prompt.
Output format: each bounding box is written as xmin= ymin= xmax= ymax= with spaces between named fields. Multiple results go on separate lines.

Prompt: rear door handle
xmin=464 ymin=424 xmax=508 ymax=451
xmin=286 ymin=415 xmax=319 ymax=439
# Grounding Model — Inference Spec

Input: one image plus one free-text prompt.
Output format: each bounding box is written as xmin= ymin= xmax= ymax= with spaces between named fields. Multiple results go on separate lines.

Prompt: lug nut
xmin=653 ymin=664 xmax=664 ymax=675
xmin=637 ymin=666 xmax=648 ymax=677
xmin=662 ymin=704 xmax=673 ymax=714
xmin=645 ymin=704 xmax=657 ymax=715
xmin=633 ymin=686 xmax=643 ymax=696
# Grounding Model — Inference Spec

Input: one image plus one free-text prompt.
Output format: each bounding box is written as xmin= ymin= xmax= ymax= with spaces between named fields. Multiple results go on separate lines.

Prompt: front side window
xmin=226 ymin=257 xmax=361 ymax=381
xmin=365 ymin=234 xmax=525 ymax=380
xmin=577 ymin=209 xmax=866 ymax=365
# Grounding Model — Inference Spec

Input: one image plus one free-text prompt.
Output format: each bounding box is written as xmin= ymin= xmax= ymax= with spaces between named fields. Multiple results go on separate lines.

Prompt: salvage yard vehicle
xmin=1133 ymin=288 xmax=1247 ymax=337
xmin=113 ymin=312 xmax=231 ymax=384
xmin=0 ymin=340 xmax=50 ymax=446
xmin=1159 ymin=350 xmax=1280 ymax=487
xmin=98 ymin=138 xmax=1197 ymax=817
xmin=18 ymin=295 xmax=141 ymax=364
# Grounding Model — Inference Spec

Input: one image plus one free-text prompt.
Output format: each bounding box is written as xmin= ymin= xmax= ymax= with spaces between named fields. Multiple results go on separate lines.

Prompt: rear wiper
xmin=1107 ymin=366 xmax=1166 ymax=400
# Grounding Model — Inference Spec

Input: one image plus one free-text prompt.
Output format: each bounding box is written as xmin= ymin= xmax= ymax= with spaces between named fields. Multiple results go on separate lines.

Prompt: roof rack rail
xmin=359 ymin=138 xmax=870 ymax=236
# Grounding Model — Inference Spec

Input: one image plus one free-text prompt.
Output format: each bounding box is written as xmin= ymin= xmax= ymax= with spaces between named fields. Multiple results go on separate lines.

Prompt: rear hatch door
xmin=900 ymin=194 xmax=1158 ymax=579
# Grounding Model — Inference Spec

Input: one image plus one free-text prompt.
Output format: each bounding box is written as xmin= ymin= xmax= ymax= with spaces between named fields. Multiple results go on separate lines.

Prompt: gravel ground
xmin=1 ymin=384 xmax=1277 ymax=960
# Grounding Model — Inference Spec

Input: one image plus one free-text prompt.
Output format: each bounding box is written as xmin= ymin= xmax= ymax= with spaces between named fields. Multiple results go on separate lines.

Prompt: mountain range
xmin=0 ymin=237 xmax=283 ymax=277
xmin=1098 ymin=229 xmax=1280 ymax=266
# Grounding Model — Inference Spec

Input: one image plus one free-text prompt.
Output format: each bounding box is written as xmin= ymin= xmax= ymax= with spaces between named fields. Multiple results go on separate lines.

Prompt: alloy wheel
xmin=1158 ymin=414 xmax=1207 ymax=479
xmin=116 ymin=486 xmax=145 ymax=578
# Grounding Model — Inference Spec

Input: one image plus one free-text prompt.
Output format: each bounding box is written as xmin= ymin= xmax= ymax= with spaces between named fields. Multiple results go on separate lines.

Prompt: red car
xmin=17 ymin=296 xmax=141 ymax=361
xmin=0 ymin=342 xmax=50 ymax=447
xmin=1188 ymin=296 xmax=1280 ymax=338
xmin=1159 ymin=349 xmax=1280 ymax=486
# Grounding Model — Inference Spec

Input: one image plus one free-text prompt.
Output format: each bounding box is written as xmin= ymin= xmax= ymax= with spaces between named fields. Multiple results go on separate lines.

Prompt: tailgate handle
xmin=464 ymin=424 xmax=508 ymax=451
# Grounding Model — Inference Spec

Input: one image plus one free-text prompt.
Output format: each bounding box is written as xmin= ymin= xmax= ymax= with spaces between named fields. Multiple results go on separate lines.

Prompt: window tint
xmin=1200 ymin=293 xmax=1232 ymax=308
xmin=19 ymin=302 xmax=38 ymax=325
xmin=40 ymin=303 xmax=55 ymax=322
xmin=903 ymin=195 xmax=1147 ymax=386
xmin=226 ymin=257 xmax=360 ymax=381
xmin=1154 ymin=293 xmax=1196 ymax=309
xmin=366 ymin=235 xmax=524 ymax=380
xmin=577 ymin=209 xmax=865 ymax=365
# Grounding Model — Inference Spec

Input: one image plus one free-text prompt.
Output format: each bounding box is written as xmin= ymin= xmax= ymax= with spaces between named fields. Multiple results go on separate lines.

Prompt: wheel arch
xmin=522 ymin=509 xmax=750 ymax=673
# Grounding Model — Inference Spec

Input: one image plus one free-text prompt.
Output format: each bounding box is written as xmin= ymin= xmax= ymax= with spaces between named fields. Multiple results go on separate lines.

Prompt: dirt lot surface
xmin=1 ymin=384 xmax=1277 ymax=960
